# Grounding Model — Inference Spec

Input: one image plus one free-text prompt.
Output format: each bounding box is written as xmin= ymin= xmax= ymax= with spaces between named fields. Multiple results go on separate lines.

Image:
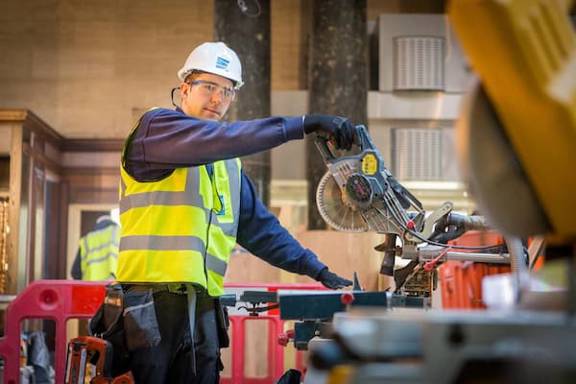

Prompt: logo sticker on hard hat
xmin=216 ymin=56 xmax=230 ymax=70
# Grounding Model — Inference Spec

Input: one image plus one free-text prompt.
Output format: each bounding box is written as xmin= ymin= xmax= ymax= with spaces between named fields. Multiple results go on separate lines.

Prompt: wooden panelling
xmin=1 ymin=110 xmax=123 ymax=291
xmin=64 ymin=167 xmax=119 ymax=205
xmin=0 ymin=157 xmax=9 ymax=191
xmin=7 ymin=124 xmax=23 ymax=293
xmin=61 ymin=139 xmax=123 ymax=152
xmin=0 ymin=110 xmax=63 ymax=145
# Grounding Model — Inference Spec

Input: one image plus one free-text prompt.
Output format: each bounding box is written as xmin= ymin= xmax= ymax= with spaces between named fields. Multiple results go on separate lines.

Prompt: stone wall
xmin=0 ymin=0 xmax=440 ymax=139
xmin=0 ymin=0 xmax=213 ymax=138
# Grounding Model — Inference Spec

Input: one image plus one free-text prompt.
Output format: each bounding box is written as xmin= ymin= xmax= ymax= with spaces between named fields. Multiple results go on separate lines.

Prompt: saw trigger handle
xmin=314 ymin=134 xmax=338 ymax=161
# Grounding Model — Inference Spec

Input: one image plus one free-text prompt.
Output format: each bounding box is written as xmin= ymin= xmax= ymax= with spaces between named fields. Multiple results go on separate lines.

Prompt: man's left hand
xmin=316 ymin=268 xmax=353 ymax=289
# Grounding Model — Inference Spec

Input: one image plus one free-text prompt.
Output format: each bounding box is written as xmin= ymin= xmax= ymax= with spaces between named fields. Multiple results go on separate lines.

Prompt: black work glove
xmin=316 ymin=268 xmax=353 ymax=290
xmin=303 ymin=114 xmax=356 ymax=150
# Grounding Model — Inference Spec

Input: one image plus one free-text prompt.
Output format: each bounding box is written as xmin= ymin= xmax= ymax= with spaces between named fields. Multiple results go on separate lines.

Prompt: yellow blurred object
xmin=449 ymin=0 xmax=576 ymax=240
xmin=326 ymin=365 xmax=353 ymax=384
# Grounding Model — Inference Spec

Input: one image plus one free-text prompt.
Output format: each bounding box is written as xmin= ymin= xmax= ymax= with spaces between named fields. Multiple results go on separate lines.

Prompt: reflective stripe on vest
xmin=116 ymin=158 xmax=241 ymax=296
xmin=80 ymin=225 xmax=119 ymax=281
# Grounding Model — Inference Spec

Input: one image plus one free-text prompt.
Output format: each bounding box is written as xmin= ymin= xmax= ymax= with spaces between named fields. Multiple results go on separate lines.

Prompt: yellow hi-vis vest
xmin=79 ymin=224 xmax=120 ymax=281
xmin=116 ymin=159 xmax=241 ymax=296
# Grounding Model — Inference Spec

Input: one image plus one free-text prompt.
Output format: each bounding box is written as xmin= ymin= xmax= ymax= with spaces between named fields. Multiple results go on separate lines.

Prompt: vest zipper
xmin=203 ymin=208 xmax=212 ymax=287
xmin=204 ymin=163 xmax=223 ymax=290
xmin=204 ymin=163 xmax=215 ymax=287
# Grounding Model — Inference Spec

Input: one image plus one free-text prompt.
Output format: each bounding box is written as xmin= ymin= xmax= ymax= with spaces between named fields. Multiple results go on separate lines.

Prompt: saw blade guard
xmin=314 ymin=125 xmax=429 ymax=237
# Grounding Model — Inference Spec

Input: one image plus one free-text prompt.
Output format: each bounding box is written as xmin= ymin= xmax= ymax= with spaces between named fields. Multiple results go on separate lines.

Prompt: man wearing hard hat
xmin=111 ymin=42 xmax=355 ymax=383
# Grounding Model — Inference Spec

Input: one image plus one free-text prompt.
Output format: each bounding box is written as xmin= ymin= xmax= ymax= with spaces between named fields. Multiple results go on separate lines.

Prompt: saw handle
xmin=353 ymin=125 xmax=375 ymax=151
xmin=314 ymin=125 xmax=373 ymax=162
xmin=314 ymin=135 xmax=337 ymax=161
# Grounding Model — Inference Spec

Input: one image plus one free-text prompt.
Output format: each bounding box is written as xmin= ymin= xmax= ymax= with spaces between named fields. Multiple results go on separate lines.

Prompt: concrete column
xmin=215 ymin=0 xmax=272 ymax=206
xmin=307 ymin=0 xmax=368 ymax=229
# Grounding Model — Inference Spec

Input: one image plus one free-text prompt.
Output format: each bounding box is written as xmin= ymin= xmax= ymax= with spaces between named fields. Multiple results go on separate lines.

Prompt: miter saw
xmin=315 ymin=126 xmax=510 ymax=296
xmin=306 ymin=1 xmax=576 ymax=381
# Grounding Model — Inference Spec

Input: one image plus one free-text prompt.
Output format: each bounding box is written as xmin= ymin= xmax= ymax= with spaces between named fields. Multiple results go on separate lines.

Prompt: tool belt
xmin=122 ymin=283 xmax=193 ymax=295
xmin=89 ymin=284 xmax=129 ymax=376
xmin=89 ymin=284 xmax=167 ymax=374
xmin=215 ymin=296 xmax=230 ymax=348
xmin=89 ymin=283 xmax=231 ymax=375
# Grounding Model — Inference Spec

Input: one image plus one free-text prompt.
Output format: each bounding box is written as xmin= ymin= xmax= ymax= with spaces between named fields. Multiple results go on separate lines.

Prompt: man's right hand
xmin=316 ymin=268 xmax=353 ymax=290
xmin=303 ymin=114 xmax=356 ymax=150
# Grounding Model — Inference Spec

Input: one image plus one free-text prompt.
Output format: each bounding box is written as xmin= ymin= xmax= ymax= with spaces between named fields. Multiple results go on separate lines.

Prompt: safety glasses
xmin=187 ymin=80 xmax=236 ymax=102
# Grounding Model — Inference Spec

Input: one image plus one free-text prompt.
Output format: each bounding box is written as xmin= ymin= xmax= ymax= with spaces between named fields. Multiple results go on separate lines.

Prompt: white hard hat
xmin=177 ymin=42 xmax=243 ymax=88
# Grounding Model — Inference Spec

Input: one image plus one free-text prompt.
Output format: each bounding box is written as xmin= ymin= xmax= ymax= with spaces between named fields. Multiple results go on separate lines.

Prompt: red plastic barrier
xmin=0 ymin=280 xmax=106 ymax=384
xmin=0 ymin=281 xmax=323 ymax=383
xmin=224 ymin=316 xmax=284 ymax=384
xmin=222 ymin=283 xmax=325 ymax=384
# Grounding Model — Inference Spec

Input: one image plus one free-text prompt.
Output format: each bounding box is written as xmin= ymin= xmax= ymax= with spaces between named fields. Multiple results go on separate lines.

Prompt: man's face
xmin=180 ymin=72 xmax=235 ymax=120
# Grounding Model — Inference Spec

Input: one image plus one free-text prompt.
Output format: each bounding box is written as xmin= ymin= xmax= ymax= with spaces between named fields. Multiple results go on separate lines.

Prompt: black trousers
xmin=127 ymin=289 xmax=221 ymax=384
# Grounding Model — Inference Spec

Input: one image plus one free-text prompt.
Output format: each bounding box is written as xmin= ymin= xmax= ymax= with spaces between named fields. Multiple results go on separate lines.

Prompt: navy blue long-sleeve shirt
xmin=123 ymin=107 xmax=327 ymax=280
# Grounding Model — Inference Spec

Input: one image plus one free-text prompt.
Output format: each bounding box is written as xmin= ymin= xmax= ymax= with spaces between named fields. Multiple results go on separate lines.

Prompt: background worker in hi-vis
xmin=71 ymin=214 xmax=119 ymax=281
xmin=99 ymin=42 xmax=356 ymax=384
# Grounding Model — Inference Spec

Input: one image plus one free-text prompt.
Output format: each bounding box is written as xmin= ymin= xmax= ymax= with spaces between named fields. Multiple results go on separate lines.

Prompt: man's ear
xmin=179 ymin=83 xmax=189 ymax=99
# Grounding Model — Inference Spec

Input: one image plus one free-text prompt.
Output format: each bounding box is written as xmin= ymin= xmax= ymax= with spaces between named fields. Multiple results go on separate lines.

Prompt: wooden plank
xmin=7 ymin=125 xmax=22 ymax=294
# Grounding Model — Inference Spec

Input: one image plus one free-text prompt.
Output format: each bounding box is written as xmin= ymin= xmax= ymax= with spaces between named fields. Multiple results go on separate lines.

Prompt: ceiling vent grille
xmin=394 ymin=36 xmax=445 ymax=91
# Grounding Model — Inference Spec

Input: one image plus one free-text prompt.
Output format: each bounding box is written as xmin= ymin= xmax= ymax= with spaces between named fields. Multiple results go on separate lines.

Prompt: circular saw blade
xmin=316 ymin=171 xmax=369 ymax=232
